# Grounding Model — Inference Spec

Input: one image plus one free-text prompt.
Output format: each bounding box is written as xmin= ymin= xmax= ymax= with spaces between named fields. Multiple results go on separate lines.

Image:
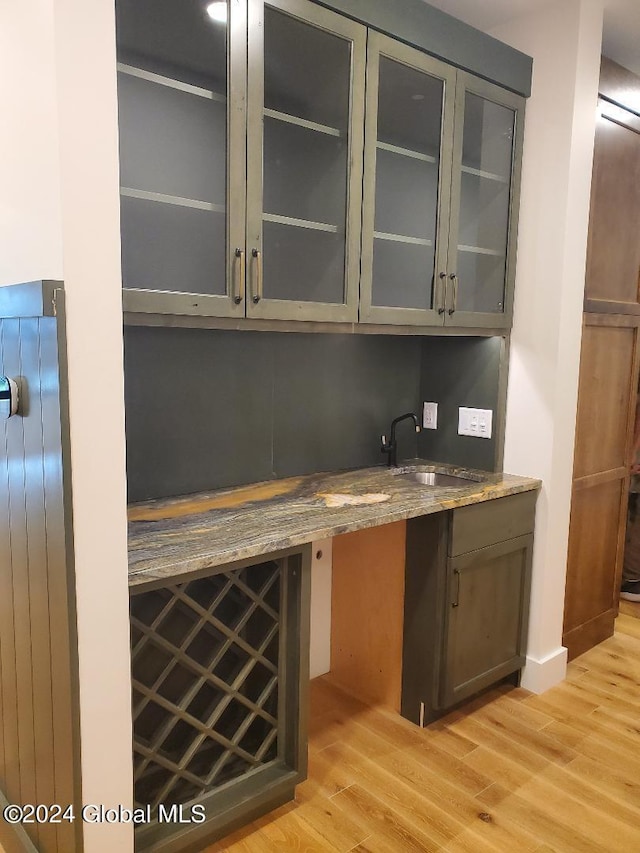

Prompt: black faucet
xmin=381 ymin=412 xmax=421 ymax=467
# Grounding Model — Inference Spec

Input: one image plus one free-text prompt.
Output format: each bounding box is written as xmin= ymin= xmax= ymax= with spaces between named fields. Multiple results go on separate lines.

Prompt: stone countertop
xmin=127 ymin=461 xmax=541 ymax=588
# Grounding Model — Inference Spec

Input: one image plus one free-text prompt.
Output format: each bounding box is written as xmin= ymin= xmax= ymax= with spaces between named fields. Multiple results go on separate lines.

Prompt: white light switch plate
xmin=458 ymin=407 xmax=492 ymax=439
xmin=423 ymin=401 xmax=438 ymax=430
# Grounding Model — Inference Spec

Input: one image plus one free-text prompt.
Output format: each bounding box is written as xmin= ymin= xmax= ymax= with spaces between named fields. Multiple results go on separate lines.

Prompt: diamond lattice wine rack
xmin=129 ymin=547 xmax=310 ymax=851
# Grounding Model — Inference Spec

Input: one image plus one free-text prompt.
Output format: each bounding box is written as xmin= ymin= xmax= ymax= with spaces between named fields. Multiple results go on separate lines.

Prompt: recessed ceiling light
xmin=206 ymin=2 xmax=227 ymax=24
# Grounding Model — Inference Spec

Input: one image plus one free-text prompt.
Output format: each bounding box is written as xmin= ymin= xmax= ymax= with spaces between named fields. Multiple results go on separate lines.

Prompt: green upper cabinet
xmin=245 ymin=0 xmax=365 ymax=321
xmin=116 ymin=0 xmax=365 ymax=322
xmin=359 ymin=38 xmax=525 ymax=329
xmin=115 ymin=0 xmax=247 ymax=318
xmin=359 ymin=34 xmax=456 ymax=326
xmin=115 ymin=0 xmax=524 ymax=328
xmin=444 ymin=75 xmax=525 ymax=328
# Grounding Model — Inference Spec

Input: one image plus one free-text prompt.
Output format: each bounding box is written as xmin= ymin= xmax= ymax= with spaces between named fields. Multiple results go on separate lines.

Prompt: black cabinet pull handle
xmin=448 ymin=273 xmax=458 ymax=315
xmin=233 ymin=248 xmax=245 ymax=304
xmin=452 ymin=568 xmax=460 ymax=607
xmin=437 ymin=272 xmax=447 ymax=314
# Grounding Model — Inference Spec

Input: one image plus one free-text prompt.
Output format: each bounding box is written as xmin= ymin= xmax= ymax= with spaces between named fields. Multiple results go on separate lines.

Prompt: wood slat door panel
xmin=2 ymin=320 xmax=39 ymax=850
xmin=573 ymin=324 xmax=636 ymax=479
xmin=0 ymin=300 xmax=82 ymax=853
xmin=19 ymin=320 xmax=57 ymax=853
xmin=0 ymin=322 xmax=21 ymax=810
xmin=585 ymin=114 xmax=640 ymax=308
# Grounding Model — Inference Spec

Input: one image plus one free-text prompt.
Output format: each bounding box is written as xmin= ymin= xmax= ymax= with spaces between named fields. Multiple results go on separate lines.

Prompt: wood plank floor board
xmin=541 ymin=720 xmax=640 ymax=788
xmin=319 ymin=741 xmax=470 ymax=850
xmin=476 ymin=783 xmax=606 ymax=853
xmin=332 ymin=782 xmax=443 ymax=853
xmin=540 ymin=758 xmax=640 ymax=824
xmin=462 ymin=744 xmax=538 ymax=790
xmin=396 ymin=738 xmax=493 ymax=797
xmin=455 ymin=698 xmax=579 ymax=766
xmin=512 ymin=772 xmax=640 ymax=852
xmin=549 ymin=677 xmax=640 ymax=722
xmin=205 ymin=615 xmax=640 ymax=852
xmin=375 ymin=745 xmax=540 ymax=852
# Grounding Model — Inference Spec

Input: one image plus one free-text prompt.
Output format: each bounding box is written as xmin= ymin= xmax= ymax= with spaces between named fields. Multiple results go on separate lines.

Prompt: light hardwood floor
xmin=207 ymin=614 xmax=640 ymax=852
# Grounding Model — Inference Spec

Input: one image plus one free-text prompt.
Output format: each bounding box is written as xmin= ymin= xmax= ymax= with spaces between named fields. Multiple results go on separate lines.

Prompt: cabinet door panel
xmin=247 ymin=0 xmax=365 ymax=321
xmin=263 ymin=120 xmax=348 ymax=227
xmin=120 ymin=197 xmax=226 ymax=296
xmin=585 ymin=109 xmax=640 ymax=308
xmin=261 ymin=222 xmax=345 ymax=304
xmin=446 ymin=75 xmax=524 ymax=328
xmin=441 ymin=534 xmax=533 ymax=708
xmin=360 ymin=34 xmax=456 ymax=326
xmin=372 ymin=241 xmax=435 ymax=311
xmin=116 ymin=0 xmax=246 ymax=317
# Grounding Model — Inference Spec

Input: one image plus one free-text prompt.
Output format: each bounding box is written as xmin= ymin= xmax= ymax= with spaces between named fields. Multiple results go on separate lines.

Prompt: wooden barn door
xmin=563 ymin=59 xmax=640 ymax=658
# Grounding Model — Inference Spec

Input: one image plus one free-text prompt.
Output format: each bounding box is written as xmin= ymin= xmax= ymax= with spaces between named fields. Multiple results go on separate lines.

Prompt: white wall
xmin=0 ymin=2 xmax=63 ymax=280
xmin=1 ymin=1 xmax=133 ymax=850
xmin=490 ymin=0 xmax=604 ymax=691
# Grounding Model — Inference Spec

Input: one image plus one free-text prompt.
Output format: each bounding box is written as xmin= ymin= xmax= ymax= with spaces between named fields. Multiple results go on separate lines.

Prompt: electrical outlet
xmin=423 ymin=401 xmax=438 ymax=430
xmin=458 ymin=407 xmax=492 ymax=439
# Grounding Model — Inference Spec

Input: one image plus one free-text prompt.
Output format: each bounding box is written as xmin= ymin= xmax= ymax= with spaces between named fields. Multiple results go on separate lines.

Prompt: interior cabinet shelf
xmin=117 ymin=62 xmax=227 ymax=105
xmin=460 ymin=165 xmax=508 ymax=183
xmin=458 ymin=244 xmax=505 ymax=256
xmin=376 ymin=140 xmax=437 ymax=163
xmin=262 ymin=212 xmax=340 ymax=233
xmin=264 ymin=108 xmax=343 ymax=138
xmin=120 ymin=187 xmax=226 ymax=213
xmin=374 ymin=231 xmax=433 ymax=246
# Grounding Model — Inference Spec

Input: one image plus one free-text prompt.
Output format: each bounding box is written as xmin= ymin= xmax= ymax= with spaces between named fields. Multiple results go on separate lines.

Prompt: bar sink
xmin=390 ymin=466 xmax=486 ymax=488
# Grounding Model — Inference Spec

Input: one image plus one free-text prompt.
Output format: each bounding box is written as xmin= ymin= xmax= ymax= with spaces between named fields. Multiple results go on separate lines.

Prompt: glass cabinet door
xmin=115 ymin=0 xmax=246 ymax=317
xmin=445 ymin=75 xmax=525 ymax=327
xmin=246 ymin=0 xmax=366 ymax=322
xmin=359 ymin=34 xmax=456 ymax=326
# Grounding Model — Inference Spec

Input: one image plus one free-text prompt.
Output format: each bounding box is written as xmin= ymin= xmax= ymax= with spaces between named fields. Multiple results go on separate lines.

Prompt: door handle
xmin=437 ymin=272 xmax=447 ymax=314
xmin=448 ymin=273 xmax=458 ymax=315
xmin=251 ymin=248 xmax=263 ymax=304
xmin=233 ymin=248 xmax=245 ymax=304
xmin=452 ymin=568 xmax=460 ymax=607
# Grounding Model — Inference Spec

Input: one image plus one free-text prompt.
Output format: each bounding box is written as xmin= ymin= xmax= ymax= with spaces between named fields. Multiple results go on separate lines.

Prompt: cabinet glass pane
xmin=455 ymin=94 xmax=515 ymax=314
xmin=262 ymin=6 xmax=351 ymax=304
xmin=370 ymin=58 xmax=444 ymax=311
xmin=115 ymin=0 xmax=228 ymax=296
xmin=262 ymin=222 xmax=344 ymax=303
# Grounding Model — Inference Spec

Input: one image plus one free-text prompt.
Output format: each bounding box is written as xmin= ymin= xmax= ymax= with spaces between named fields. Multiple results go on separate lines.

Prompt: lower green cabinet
xmin=402 ymin=491 xmax=536 ymax=726
xmin=128 ymin=545 xmax=311 ymax=852
xmin=442 ymin=532 xmax=533 ymax=707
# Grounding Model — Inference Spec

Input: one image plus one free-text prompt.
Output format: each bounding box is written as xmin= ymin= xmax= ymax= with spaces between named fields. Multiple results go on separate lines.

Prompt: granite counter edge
xmin=128 ymin=478 xmax=541 ymax=588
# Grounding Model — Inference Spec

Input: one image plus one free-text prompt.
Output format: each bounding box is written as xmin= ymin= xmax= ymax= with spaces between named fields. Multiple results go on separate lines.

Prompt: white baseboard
xmin=520 ymin=646 xmax=568 ymax=694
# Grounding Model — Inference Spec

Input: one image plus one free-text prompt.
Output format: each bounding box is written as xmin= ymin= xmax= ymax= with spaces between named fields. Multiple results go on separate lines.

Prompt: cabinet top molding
xmin=314 ymin=0 xmax=533 ymax=97
xmin=0 ymin=280 xmax=61 ymax=319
